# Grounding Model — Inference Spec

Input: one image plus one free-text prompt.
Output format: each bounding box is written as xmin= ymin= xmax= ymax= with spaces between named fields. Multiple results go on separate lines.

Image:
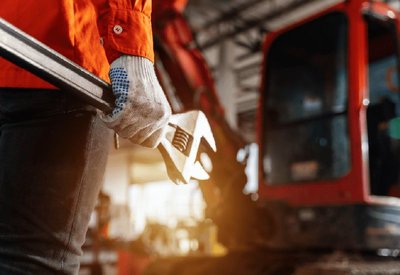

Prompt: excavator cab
xmin=257 ymin=0 xmax=400 ymax=250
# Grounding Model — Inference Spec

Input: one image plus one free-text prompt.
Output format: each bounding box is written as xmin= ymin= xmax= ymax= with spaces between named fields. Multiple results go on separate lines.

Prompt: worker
xmin=0 ymin=0 xmax=185 ymax=273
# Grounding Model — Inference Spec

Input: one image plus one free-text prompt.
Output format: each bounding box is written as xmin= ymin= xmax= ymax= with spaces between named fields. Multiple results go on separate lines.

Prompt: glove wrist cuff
xmin=131 ymin=56 xmax=156 ymax=82
xmin=110 ymin=55 xmax=156 ymax=82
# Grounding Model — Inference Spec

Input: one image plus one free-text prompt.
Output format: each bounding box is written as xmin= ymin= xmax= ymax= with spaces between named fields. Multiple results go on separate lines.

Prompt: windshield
xmin=263 ymin=12 xmax=351 ymax=184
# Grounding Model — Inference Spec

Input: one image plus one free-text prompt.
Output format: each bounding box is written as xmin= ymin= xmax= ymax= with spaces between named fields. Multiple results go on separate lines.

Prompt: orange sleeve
xmin=98 ymin=0 xmax=154 ymax=63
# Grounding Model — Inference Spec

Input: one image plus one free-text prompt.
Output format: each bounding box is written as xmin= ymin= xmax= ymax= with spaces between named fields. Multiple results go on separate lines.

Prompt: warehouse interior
xmin=3 ymin=0 xmax=400 ymax=274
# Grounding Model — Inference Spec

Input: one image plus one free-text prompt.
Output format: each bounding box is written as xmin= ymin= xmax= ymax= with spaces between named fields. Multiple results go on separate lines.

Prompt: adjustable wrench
xmin=0 ymin=17 xmax=216 ymax=184
xmin=160 ymin=111 xmax=216 ymax=184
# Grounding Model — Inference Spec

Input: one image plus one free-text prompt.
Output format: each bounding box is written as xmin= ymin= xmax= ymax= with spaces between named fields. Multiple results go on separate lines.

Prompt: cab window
xmin=263 ymin=12 xmax=350 ymax=184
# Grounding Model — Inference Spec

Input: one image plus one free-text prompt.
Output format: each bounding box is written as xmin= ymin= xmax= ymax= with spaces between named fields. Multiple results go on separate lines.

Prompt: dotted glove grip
xmin=102 ymin=56 xmax=171 ymax=148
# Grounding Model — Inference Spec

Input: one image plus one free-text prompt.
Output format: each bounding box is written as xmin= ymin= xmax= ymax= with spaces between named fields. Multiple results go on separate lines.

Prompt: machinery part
xmin=0 ymin=17 xmax=216 ymax=185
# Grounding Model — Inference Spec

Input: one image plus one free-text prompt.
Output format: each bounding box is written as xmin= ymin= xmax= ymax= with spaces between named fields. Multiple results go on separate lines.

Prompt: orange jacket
xmin=0 ymin=0 xmax=187 ymax=89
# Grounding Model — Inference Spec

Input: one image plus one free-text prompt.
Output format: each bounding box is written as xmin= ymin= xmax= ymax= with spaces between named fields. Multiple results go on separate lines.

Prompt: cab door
xmin=364 ymin=4 xmax=400 ymax=198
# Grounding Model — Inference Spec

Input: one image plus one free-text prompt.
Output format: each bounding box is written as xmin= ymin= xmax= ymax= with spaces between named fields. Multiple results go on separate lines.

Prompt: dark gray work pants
xmin=0 ymin=89 xmax=113 ymax=274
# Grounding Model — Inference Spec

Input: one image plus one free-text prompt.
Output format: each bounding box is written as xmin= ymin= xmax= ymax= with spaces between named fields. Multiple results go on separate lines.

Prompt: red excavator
xmin=258 ymin=0 xmax=400 ymax=252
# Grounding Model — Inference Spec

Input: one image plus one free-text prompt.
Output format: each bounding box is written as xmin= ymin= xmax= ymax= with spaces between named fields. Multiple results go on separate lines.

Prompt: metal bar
xmin=0 ymin=17 xmax=114 ymax=113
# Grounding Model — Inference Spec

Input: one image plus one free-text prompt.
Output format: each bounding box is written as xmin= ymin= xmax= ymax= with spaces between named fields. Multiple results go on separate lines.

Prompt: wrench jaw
xmin=158 ymin=141 xmax=188 ymax=185
xmin=168 ymin=111 xmax=217 ymax=152
xmin=158 ymin=111 xmax=217 ymax=185
xmin=158 ymin=142 xmax=210 ymax=185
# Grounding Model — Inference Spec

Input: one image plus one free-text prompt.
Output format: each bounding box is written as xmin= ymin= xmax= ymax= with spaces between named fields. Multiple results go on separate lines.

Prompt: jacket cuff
xmin=104 ymin=9 xmax=154 ymax=64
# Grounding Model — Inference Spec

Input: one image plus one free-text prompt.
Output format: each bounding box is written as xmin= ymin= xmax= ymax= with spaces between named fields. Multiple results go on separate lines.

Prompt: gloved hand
xmin=102 ymin=55 xmax=171 ymax=148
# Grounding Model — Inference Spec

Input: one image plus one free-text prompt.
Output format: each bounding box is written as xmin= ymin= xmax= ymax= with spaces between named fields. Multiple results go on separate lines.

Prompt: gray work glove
xmin=102 ymin=56 xmax=171 ymax=148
